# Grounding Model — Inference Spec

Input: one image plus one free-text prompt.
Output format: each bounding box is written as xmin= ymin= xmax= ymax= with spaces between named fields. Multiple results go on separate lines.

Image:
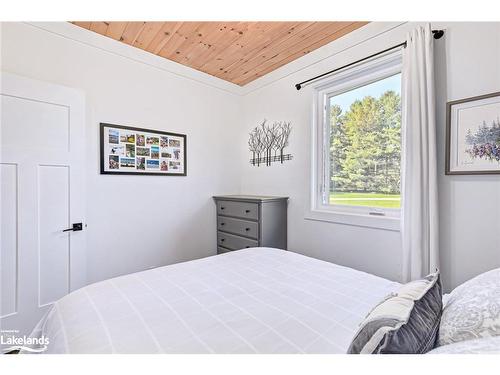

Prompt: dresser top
xmin=213 ymin=195 xmax=288 ymax=203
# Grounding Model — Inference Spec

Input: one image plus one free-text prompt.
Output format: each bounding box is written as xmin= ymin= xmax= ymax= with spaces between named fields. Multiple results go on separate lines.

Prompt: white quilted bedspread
xmin=31 ymin=248 xmax=400 ymax=354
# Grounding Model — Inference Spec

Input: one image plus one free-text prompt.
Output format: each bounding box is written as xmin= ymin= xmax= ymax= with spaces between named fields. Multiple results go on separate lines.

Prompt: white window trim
xmin=306 ymin=49 xmax=403 ymax=232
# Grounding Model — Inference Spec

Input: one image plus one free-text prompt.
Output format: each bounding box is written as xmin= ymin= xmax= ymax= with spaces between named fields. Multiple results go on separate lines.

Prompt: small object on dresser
xmin=213 ymin=195 xmax=288 ymax=254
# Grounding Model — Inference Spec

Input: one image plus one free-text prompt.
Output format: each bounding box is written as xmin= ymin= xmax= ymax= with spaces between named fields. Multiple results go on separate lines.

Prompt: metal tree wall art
xmin=248 ymin=120 xmax=292 ymax=166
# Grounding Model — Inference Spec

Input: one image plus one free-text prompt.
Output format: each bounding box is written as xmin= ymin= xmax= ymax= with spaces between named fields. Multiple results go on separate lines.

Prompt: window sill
xmin=304 ymin=208 xmax=400 ymax=232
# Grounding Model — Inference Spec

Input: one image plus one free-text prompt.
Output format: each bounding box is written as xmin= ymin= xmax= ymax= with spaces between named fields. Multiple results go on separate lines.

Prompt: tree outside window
xmin=328 ymin=73 xmax=402 ymax=209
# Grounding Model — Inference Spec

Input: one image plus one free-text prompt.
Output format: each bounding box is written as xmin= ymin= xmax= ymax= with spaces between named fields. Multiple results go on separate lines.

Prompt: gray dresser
xmin=213 ymin=195 xmax=288 ymax=254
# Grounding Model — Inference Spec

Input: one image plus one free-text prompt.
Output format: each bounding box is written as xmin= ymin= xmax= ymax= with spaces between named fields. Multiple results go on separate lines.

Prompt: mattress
xmin=30 ymin=248 xmax=400 ymax=354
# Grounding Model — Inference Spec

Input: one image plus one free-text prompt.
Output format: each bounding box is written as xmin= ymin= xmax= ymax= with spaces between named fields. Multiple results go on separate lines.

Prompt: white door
xmin=1 ymin=73 xmax=86 ymax=337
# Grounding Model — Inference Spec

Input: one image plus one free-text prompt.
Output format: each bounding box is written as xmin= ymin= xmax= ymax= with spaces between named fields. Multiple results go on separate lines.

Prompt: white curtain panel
xmin=401 ymin=24 xmax=439 ymax=282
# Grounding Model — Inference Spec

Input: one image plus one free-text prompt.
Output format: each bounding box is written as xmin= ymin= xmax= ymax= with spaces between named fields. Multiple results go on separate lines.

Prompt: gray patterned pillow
xmin=438 ymin=268 xmax=500 ymax=346
xmin=348 ymin=271 xmax=442 ymax=354
xmin=429 ymin=336 xmax=500 ymax=354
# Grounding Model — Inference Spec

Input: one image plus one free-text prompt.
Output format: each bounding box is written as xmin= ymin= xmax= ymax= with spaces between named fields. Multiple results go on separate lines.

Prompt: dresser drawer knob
xmin=245 ymin=228 xmax=250 ymax=231
xmin=220 ymin=222 xmax=225 ymax=226
xmin=245 ymin=246 xmax=250 ymax=248
xmin=220 ymin=206 xmax=225 ymax=210
xmin=245 ymin=209 xmax=250 ymax=213
xmin=220 ymin=238 xmax=225 ymax=242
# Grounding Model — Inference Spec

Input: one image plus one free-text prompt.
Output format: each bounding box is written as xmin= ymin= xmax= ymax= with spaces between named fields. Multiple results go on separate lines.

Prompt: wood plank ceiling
xmin=71 ymin=22 xmax=368 ymax=86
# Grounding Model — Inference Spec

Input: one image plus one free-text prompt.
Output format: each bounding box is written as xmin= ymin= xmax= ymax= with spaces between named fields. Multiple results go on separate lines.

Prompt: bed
xmin=30 ymin=248 xmax=400 ymax=354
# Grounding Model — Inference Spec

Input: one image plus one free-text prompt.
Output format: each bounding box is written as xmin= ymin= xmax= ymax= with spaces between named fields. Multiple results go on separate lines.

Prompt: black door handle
xmin=63 ymin=223 xmax=83 ymax=232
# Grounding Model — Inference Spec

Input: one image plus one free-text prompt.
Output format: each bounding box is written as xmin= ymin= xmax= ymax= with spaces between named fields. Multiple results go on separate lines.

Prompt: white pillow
xmin=429 ymin=336 xmax=500 ymax=354
xmin=438 ymin=268 xmax=500 ymax=346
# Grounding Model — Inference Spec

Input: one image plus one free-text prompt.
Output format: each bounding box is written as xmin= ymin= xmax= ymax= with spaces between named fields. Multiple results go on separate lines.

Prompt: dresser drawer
xmin=217 ymin=216 xmax=259 ymax=239
xmin=217 ymin=200 xmax=258 ymax=220
xmin=217 ymin=231 xmax=258 ymax=250
xmin=217 ymin=246 xmax=232 ymax=254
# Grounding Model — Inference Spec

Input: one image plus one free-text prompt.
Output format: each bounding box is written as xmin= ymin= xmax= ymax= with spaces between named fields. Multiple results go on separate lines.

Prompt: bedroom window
xmin=310 ymin=50 xmax=403 ymax=230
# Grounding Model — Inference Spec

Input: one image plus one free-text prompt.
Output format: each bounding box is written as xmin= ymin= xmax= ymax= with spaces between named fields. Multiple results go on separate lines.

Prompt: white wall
xmin=1 ymin=22 xmax=243 ymax=284
xmin=239 ymin=24 xmax=405 ymax=283
xmin=2 ymin=21 xmax=499 ymax=291
xmin=239 ymin=22 xmax=500 ymax=290
xmin=434 ymin=22 xmax=500 ymax=290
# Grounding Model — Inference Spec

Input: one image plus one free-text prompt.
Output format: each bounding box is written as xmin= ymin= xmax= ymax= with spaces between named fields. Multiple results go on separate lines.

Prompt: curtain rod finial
xmin=432 ymin=29 xmax=444 ymax=39
xmin=295 ymin=83 xmax=301 ymax=91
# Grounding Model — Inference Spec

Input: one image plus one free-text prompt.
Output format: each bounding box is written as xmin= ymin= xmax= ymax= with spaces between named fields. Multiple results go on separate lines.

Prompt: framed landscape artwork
xmin=446 ymin=92 xmax=500 ymax=175
xmin=100 ymin=123 xmax=186 ymax=176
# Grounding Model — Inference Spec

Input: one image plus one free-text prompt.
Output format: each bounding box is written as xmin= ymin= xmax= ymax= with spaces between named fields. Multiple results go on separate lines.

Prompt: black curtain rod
xmin=295 ymin=29 xmax=444 ymax=90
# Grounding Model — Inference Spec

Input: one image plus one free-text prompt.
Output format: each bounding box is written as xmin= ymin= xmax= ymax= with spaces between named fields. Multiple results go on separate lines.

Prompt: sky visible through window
xmin=330 ymin=73 xmax=401 ymax=112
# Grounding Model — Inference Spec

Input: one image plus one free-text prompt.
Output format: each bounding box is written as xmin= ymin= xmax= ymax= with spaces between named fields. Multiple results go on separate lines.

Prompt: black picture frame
xmin=100 ymin=122 xmax=187 ymax=176
xmin=445 ymin=91 xmax=500 ymax=175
